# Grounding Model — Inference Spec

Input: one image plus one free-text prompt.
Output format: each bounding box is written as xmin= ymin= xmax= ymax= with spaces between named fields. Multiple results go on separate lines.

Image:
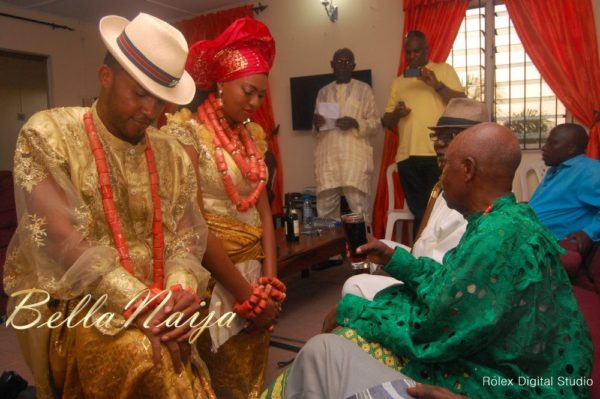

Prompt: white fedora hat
xmin=99 ymin=13 xmax=195 ymax=105
xmin=428 ymin=98 xmax=489 ymax=130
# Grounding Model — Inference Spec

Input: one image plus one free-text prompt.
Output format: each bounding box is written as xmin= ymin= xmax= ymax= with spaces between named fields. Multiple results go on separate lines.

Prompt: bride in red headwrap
xmin=162 ymin=18 xmax=283 ymax=398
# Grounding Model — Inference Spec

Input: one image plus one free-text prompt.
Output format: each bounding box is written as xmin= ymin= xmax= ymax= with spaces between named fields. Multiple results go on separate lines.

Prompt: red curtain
xmin=159 ymin=5 xmax=285 ymax=214
xmin=371 ymin=0 xmax=468 ymax=239
xmin=249 ymin=86 xmax=285 ymax=213
xmin=504 ymin=0 xmax=600 ymax=159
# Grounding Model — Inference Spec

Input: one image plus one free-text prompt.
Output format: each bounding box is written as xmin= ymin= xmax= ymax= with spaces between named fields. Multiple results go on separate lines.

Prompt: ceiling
xmin=0 ymin=0 xmax=252 ymax=24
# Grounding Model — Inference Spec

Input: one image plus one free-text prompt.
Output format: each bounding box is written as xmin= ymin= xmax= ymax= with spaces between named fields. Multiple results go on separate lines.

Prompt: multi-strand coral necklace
xmin=197 ymin=93 xmax=267 ymax=212
xmin=83 ymin=112 xmax=164 ymax=291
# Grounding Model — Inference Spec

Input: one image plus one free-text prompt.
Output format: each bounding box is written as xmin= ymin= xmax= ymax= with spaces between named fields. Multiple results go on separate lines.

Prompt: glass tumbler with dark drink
xmin=341 ymin=213 xmax=369 ymax=270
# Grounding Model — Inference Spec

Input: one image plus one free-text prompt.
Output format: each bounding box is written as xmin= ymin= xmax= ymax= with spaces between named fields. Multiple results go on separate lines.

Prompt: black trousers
xmin=397 ymin=156 xmax=441 ymax=235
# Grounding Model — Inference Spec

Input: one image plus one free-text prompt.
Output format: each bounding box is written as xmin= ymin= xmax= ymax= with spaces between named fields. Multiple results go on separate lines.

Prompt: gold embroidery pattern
xmin=162 ymin=110 xmax=199 ymax=149
xmin=2 ymin=247 xmax=22 ymax=293
xmin=14 ymin=135 xmax=48 ymax=193
xmin=196 ymin=125 xmax=222 ymax=194
xmin=6 ymin=246 xmax=18 ymax=264
xmin=217 ymin=48 xmax=249 ymax=77
xmin=73 ymin=205 xmax=92 ymax=237
xmin=14 ymin=158 xmax=47 ymax=193
xmin=65 ymin=122 xmax=83 ymax=146
xmin=26 ymin=213 xmax=47 ymax=247
xmin=172 ymin=163 xmax=198 ymax=227
xmin=28 ymin=127 xmax=69 ymax=171
xmin=90 ymin=265 xmax=145 ymax=334
xmin=167 ymin=229 xmax=204 ymax=260
xmin=93 ymin=235 xmax=112 ymax=247
xmin=246 ymin=122 xmax=268 ymax=156
xmin=189 ymin=56 xmax=212 ymax=89
xmin=197 ymin=125 xmax=215 ymax=167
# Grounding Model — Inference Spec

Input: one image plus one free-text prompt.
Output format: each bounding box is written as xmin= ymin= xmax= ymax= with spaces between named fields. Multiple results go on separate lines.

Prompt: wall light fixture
xmin=321 ymin=1 xmax=338 ymax=22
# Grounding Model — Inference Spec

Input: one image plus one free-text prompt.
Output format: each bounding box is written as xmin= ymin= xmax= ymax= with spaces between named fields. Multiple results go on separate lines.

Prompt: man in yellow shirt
xmin=382 ymin=31 xmax=464 ymax=233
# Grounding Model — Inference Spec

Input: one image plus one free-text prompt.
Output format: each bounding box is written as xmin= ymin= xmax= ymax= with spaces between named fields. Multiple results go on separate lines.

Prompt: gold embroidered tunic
xmin=4 ymin=105 xmax=213 ymax=398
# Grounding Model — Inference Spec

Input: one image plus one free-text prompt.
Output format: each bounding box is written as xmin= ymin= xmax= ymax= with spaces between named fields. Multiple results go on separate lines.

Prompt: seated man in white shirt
xmin=344 ymin=98 xmax=489 ymax=299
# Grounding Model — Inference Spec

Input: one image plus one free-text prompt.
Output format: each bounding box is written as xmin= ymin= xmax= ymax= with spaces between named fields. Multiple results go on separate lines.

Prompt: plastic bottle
xmin=302 ymin=194 xmax=313 ymax=231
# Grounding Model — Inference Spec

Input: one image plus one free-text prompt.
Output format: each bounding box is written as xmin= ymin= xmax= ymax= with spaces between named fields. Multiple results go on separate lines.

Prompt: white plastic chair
xmin=384 ymin=164 xmax=414 ymax=243
xmin=518 ymin=159 xmax=548 ymax=202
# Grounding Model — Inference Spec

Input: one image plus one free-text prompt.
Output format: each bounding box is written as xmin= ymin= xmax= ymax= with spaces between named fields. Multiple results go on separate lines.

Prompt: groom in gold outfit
xmin=4 ymin=13 xmax=218 ymax=398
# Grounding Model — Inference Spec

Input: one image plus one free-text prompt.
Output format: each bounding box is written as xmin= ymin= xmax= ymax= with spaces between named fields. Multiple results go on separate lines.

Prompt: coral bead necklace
xmin=197 ymin=93 xmax=267 ymax=212
xmin=83 ymin=112 xmax=164 ymax=291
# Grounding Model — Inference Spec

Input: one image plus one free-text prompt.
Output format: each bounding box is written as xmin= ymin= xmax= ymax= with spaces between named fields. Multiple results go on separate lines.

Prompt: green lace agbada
xmin=337 ymin=194 xmax=592 ymax=398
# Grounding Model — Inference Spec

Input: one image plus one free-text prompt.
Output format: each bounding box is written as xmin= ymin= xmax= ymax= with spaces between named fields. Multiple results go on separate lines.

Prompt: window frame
xmin=448 ymin=0 xmax=570 ymax=150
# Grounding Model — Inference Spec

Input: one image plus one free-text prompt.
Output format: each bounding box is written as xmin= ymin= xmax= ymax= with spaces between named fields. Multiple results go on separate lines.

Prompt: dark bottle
xmin=285 ymin=205 xmax=300 ymax=242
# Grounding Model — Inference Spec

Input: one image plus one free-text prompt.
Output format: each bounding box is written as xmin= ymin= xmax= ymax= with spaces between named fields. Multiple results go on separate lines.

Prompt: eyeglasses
xmin=333 ymin=59 xmax=355 ymax=66
xmin=429 ymin=130 xmax=463 ymax=142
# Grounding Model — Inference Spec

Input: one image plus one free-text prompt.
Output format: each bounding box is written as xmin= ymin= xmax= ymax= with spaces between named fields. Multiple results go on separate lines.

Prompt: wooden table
xmin=276 ymin=226 xmax=346 ymax=277
xmin=271 ymin=226 xmax=347 ymax=352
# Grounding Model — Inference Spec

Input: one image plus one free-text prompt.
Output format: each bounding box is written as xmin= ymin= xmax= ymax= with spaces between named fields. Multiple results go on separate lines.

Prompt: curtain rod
xmin=253 ymin=2 xmax=268 ymax=15
xmin=0 ymin=4 xmax=267 ymax=31
xmin=0 ymin=12 xmax=75 ymax=31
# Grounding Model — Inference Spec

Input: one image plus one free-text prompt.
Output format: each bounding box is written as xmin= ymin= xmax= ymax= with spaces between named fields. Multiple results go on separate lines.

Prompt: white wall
xmin=255 ymin=0 xmax=404 ymax=197
xmin=0 ymin=60 xmax=49 ymax=170
xmin=0 ymin=3 xmax=104 ymax=170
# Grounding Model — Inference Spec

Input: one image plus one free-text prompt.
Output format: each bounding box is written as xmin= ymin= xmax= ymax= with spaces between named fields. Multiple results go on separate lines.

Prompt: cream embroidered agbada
xmin=314 ymin=79 xmax=380 ymax=196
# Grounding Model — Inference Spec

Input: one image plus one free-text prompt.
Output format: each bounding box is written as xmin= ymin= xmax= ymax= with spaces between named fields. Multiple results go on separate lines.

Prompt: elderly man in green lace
xmin=278 ymin=123 xmax=593 ymax=399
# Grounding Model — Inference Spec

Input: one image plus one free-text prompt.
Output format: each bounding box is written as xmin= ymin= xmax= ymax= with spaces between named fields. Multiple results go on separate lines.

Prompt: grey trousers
xmin=317 ymin=186 xmax=371 ymax=223
xmin=284 ymin=334 xmax=415 ymax=399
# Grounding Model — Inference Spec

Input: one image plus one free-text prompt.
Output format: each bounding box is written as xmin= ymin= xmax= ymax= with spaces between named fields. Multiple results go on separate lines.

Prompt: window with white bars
xmin=447 ymin=2 xmax=566 ymax=149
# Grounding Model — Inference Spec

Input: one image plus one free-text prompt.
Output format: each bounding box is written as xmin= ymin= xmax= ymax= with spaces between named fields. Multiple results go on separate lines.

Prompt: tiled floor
xmin=0 ymin=262 xmax=354 ymax=392
xmin=265 ymin=263 xmax=354 ymax=386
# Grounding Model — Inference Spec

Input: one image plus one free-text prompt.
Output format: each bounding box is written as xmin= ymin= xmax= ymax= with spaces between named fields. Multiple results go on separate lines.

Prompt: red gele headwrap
xmin=186 ymin=17 xmax=275 ymax=90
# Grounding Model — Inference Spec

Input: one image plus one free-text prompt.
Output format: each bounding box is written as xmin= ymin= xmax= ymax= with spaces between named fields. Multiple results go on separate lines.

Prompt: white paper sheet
xmin=318 ymin=102 xmax=339 ymax=131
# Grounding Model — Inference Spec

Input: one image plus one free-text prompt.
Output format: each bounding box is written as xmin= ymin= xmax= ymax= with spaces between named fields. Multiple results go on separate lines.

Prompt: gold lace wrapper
xmin=199 ymin=213 xmax=269 ymax=398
